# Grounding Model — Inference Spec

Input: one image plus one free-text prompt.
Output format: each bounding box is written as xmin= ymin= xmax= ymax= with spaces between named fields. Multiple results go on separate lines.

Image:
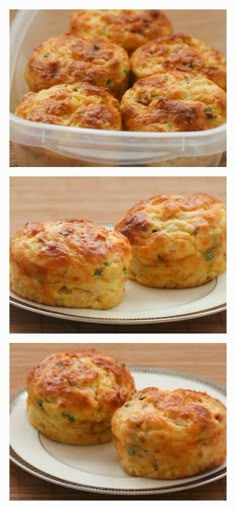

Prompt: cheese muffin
xmin=131 ymin=33 xmax=226 ymax=90
xmin=24 ymin=34 xmax=130 ymax=99
xmin=115 ymin=193 xmax=226 ymax=288
xmin=15 ymin=82 xmax=121 ymax=130
xmin=26 ymin=350 xmax=136 ymax=445
xmin=112 ymin=387 xmax=226 ymax=479
xmin=69 ymin=10 xmax=173 ymax=53
xmin=121 ymin=69 xmax=226 ymax=132
xmin=10 ymin=219 xmax=132 ymax=309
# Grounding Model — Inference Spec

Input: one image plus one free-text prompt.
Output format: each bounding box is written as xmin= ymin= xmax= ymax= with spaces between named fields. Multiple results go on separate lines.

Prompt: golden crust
xmin=111 ymin=387 xmax=226 ymax=479
xmin=15 ymin=82 xmax=121 ymax=130
xmin=115 ymin=193 xmax=226 ymax=288
xmin=10 ymin=219 xmax=132 ymax=309
xmin=24 ymin=33 xmax=130 ymax=99
xmin=121 ymin=69 xmax=226 ymax=132
xmin=131 ymin=33 xmax=226 ymax=90
xmin=69 ymin=10 xmax=173 ymax=53
xmin=26 ymin=350 xmax=136 ymax=445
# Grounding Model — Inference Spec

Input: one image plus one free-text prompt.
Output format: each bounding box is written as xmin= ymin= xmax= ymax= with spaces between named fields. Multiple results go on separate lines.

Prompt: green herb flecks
xmin=94 ymin=267 xmax=104 ymax=276
xmin=182 ymin=61 xmax=196 ymax=69
xmin=203 ymin=251 xmax=214 ymax=261
xmin=62 ymin=412 xmax=75 ymax=422
xmin=127 ymin=445 xmax=136 ymax=456
xmin=204 ymin=106 xmax=217 ymax=120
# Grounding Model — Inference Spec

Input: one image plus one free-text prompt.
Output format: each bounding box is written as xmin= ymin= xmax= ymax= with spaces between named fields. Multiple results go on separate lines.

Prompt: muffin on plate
xmin=112 ymin=387 xmax=226 ymax=479
xmin=115 ymin=193 xmax=226 ymax=288
xmin=15 ymin=82 xmax=121 ymax=130
xmin=120 ymin=69 xmax=226 ymax=132
xmin=130 ymin=33 xmax=226 ymax=90
xmin=26 ymin=350 xmax=136 ymax=445
xmin=24 ymin=33 xmax=130 ymax=99
xmin=10 ymin=219 xmax=131 ymax=309
xmin=69 ymin=10 xmax=173 ymax=53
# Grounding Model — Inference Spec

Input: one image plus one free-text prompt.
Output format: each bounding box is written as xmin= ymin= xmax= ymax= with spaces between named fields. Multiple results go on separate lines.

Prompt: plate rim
xmin=10 ymin=277 xmax=226 ymax=325
xmin=10 ymin=367 xmax=226 ymax=496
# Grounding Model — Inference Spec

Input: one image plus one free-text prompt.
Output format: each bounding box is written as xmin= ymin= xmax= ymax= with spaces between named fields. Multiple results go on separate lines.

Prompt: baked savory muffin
xmin=121 ymin=69 xmax=226 ymax=132
xmin=131 ymin=33 xmax=226 ymax=90
xmin=69 ymin=10 xmax=173 ymax=53
xmin=10 ymin=219 xmax=131 ymax=309
xmin=26 ymin=350 xmax=136 ymax=445
xmin=115 ymin=193 xmax=226 ymax=288
xmin=24 ymin=33 xmax=130 ymax=99
xmin=111 ymin=387 xmax=226 ymax=479
xmin=15 ymin=82 xmax=121 ymax=130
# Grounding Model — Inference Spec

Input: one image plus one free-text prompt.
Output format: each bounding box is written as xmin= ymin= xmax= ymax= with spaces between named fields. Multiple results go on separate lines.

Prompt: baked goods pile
xmin=10 ymin=193 xmax=226 ymax=308
xmin=26 ymin=348 xmax=226 ymax=480
xmin=15 ymin=10 xmax=226 ymax=132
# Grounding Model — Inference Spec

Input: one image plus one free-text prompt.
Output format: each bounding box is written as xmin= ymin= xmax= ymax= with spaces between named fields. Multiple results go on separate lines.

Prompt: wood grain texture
xmin=10 ymin=176 xmax=226 ymax=334
xmin=10 ymin=343 xmax=226 ymax=500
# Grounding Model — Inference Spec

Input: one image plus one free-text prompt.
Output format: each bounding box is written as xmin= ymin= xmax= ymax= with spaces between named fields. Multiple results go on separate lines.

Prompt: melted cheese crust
xmin=10 ymin=219 xmax=131 ymax=308
xmin=115 ymin=193 xmax=226 ymax=288
xmin=112 ymin=387 xmax=226 ymax=479
xmin=27 ymin=350 xmax=136 ymax=445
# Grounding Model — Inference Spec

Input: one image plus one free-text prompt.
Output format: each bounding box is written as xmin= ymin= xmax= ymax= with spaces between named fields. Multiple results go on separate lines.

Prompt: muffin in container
xmin=69 ymin=10 xmax=173 ymax=53
xmin=10 ymin=219 xmax=131 ymax=309
xmin=24 ymin=33 xmax=130 ymax=99
xmin=115 ymin=193 xmax=226 ymax=288
xmin=112 ymin=387 xmax=226 ymax=479
xmin=130 ymin=33 xmax=226 ymax=90
xmin=121 ymin=69 xmax=226 ymax=132
xmin=15 ymin=81 xmax=121 ymax=130
xmin=26 ymin=350 xmax=136 ymax=445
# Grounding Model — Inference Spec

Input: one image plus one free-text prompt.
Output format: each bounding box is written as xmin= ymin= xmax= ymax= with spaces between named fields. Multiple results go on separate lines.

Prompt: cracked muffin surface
xmin=112 ymin=386 xmax=226 ymax=479
xmin=69 ymin=10 xmax=173 ymax=53
xmin=24 ymin=33 xmax=130 ymax=99
xmin=10 ymin=219 xmax=131 ymax=309
xmin=115 ymin=193 xmax=226 ymax=288
xmin=121 ymin=69 xmax=226 ymax=132
xmin=26 ymin=350 xmax=136 ymax=445
xmin=131 ymin=33 xmax=226 ymax=90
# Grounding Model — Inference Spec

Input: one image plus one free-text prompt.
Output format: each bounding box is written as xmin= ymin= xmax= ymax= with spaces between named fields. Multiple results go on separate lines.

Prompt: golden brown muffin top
xmin=69 ymin=10 xmax=173 ymax=52
xmin=24 ymin=33 xmax=130 ymax=97
xmin=27 ymin=350 xmax=136 ymax=419
xmin=112 ymin=387 xmax=226 ymax=442
xmin=121 ymin=69 xmax=226 ymax=132
xmin=130 ymin=33 xmax=226 ymax=90
xmin=10 ymin=219 xmax=131 ymax=282
xmin=115 ymin=193 xmax=226 ymax=261
xmin=15 ymin=82 xmax=121 ymax=130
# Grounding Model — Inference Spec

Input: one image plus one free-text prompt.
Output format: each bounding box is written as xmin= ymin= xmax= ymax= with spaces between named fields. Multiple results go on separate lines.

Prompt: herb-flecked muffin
xmin=115 ymin=193 xmax=226 ymax=288
xmin=24 ymin=33 xmax=130 ymax=99
xmin=111 ymin=387 xmax=226 ymax=479
xmin=120 ymin=69 xmax=226 ymax=132
xmin=26 ymin=350 xmax=136 ymax=445
xmin=130 ymin=33 xmax=226 ymax=90
xmin=15 ymin=82 xmax=121 ymax=130
xmin=10 ymin=219 xmax=132 ymax=309
xmin=69 ymin=10 xmax=173 ymax=53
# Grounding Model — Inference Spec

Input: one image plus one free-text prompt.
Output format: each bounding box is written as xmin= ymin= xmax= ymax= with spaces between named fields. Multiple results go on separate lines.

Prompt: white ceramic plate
xmin=10 ymin=272 xmax=226 ymax=325
xmin=10 ymin=368 xmax=226 ymax=496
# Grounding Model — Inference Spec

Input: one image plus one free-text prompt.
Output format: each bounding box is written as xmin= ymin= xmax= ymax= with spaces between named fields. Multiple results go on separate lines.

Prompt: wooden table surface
xmin=10 ymin=342 xmax=226 ymax=500
xmin=10 ymin=176 xmax=226 ymax=334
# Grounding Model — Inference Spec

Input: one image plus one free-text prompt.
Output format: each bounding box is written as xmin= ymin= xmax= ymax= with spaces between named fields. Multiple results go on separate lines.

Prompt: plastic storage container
xmin=10 ymin=10 xmax=226 ymax=167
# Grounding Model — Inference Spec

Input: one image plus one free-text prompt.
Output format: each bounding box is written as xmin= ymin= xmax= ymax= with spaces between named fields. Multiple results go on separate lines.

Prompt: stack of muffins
xmin=15 ymin=9 xmax=226 ymax=133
